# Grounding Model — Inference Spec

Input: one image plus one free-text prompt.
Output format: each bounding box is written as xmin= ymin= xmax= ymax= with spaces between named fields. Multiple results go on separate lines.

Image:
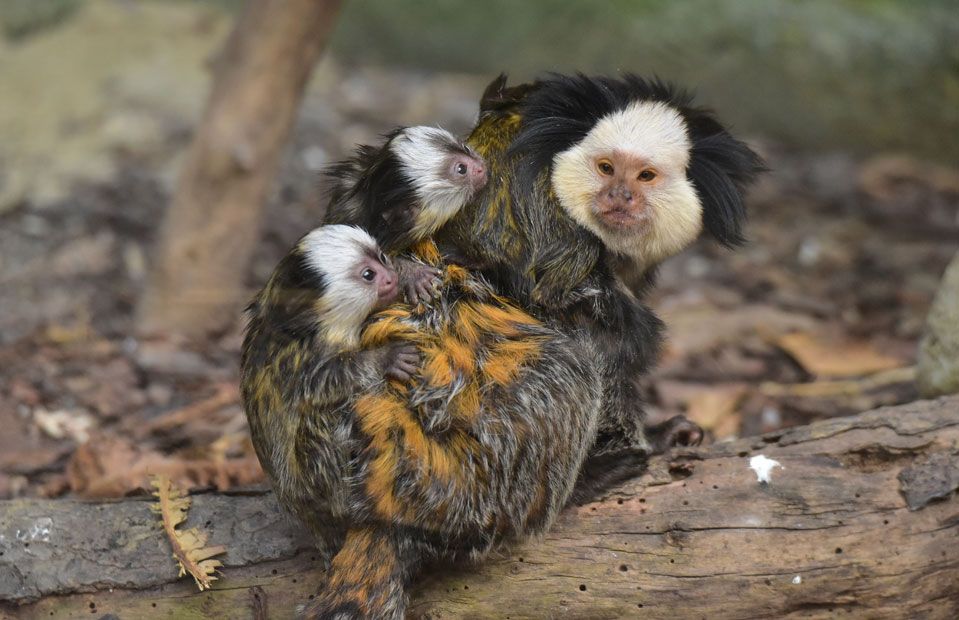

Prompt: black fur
xmin=324 ymin=128 xmax=478 ymax=254
xmin=478 ymin=73 xmax=541 ymax=119
xmin=324 ymin=128 xmax=423 ymax=253
xmin=247 ymin=248 xmax=327 ymax=343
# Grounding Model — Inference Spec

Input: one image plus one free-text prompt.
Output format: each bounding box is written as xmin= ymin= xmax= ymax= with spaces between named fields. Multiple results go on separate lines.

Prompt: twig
xmin=760 ymin=366 xmax=916 ymax=398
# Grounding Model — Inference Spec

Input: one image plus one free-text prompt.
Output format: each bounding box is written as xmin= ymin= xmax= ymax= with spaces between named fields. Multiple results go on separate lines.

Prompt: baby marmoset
xmin=324 ymin=125 xmax=487 ymax=303
xmin=241 ymin=224 xmax=602 ymax=619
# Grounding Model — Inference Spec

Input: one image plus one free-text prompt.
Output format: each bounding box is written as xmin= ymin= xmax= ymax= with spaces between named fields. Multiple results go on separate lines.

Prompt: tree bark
xmin=2 ymin=397 xmax=958 ymax=619
xmin=137 ymin=0 xmax=342 ymax=337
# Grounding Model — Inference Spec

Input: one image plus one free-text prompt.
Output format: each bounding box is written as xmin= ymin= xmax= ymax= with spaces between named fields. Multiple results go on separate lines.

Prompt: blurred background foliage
xmin=2 ymin=0 xmax=957 ymax=161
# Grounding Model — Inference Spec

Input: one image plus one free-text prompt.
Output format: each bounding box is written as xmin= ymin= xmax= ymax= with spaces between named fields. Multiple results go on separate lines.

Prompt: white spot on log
xmin=29 ymin=517 xmax=53 ymax=542
xmin=792 ymin=575 xmax=802 ymax=585
xmin=749 ymin=454 xmax=783 ymax=483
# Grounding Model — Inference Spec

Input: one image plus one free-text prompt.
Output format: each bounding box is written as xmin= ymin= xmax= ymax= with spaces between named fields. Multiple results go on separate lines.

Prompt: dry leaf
xmin=151 ymin=475 xmax=226 ymax=591
xmin=66 ymin=435 xmax=264 ymax=498
xmin=859 ymin=155 xmax=959 ymax=199
xmin=660 ymin=302 xmax=815 ymax=362
xmin=136 ymin=383 xmax=239 ymax=438
xmin=772 ymin=331 xmax=904 ymax=378
xmin=686 ymin=385 xmax=747 ymax=440
xmin=761 ymin=366 xmax=917 ymax=398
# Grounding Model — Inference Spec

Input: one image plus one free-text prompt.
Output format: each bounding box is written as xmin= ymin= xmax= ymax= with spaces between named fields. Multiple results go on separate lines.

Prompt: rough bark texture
xmin=2 ymin=397 xmax=958 ymax=619
xmin=137 ymin=0 xmax=342 ymax=336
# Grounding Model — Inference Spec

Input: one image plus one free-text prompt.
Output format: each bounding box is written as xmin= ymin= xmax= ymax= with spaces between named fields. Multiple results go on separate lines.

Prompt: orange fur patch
xmin=355 ymin=394 xmax=407 ymax=519
xmin=422 ymin=348 xmax=454 ymax=388
xmin=411 ymin=239 xmax=442 ymax=266
xmin=483 ymin=338 xmax=544 ymax=386
xmin=445 ymin=264 xmax=469 ymax=285
xmin=368 ymin=447 xmax=399 ymax=518
xmin=443 ymin=334 xmax=476 ymax=374
xmin=327 ymin=527 xmax=399 ymax=613
xmin=360 ymin=307 xmax=418 ymax=347
xmin=452 ymin=380 xmax=481 ymax=423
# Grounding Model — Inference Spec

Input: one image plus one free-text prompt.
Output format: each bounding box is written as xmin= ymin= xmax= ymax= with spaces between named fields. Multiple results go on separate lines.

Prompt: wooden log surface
xmin=2 ymin=396 xmax=958 ymax=619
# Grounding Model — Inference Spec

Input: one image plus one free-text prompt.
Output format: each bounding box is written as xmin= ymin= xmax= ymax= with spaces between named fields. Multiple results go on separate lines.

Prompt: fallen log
xmin=2 ymin=397 xmax=957 ymax=619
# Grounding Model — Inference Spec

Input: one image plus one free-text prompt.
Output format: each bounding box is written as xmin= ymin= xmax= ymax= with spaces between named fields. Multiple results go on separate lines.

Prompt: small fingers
xmin=394 ymin=357 xmax=419 ymax=372
xmin=403 ymin=283 xmax=419 ymax=304
xmin=414 ymin=282 xmax=433 ymax=303
xmin=395 ymin=359 xmax=418 ymax=375
xmin=386 ymin=368 xmax=412 ymax=382
xmin=394 ymin=344 xmax=418 ymax=357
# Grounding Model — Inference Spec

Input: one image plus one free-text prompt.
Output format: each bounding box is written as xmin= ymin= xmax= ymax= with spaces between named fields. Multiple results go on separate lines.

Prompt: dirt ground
xmin=0 ymin=59 xmax=957 ymax=501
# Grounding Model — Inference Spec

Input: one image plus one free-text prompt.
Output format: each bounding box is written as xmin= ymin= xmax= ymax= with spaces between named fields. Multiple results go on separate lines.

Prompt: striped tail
xmin=301 ymin=527 xmax=409 ymax=620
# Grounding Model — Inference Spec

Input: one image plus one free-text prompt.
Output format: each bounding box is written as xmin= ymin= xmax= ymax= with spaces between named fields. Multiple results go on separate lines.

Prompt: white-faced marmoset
xmin=244 ymin=127 xmax=601 ymax=618
xmin=434 ymin=73 xmax=764 ymax=501
xmin=241 ymin=224 xmax=602 ymax=619
xmin=242 ymin=74 xmax=764 ymax=617
xmin=324 ymin=125 xmax=487 ymax=304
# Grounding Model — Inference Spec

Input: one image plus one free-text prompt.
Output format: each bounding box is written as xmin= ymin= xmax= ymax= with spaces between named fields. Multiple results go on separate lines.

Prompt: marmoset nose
xmin=471 ymin=164 xmax=487 ymax=188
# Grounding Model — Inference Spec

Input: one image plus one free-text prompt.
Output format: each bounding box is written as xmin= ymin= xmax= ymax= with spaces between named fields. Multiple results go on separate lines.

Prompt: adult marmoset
xmin=435 ymin=73 xmax=764 ymax=499
xmin=241 ymin=225 xmax=602 ymax=619
xmin=324 ymin=126 xmax=487 ymax=303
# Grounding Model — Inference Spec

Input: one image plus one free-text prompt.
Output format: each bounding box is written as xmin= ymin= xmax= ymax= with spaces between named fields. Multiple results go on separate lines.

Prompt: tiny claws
xmin=385 ymin=345 xmax=420 ymax=382
xmin=403 ymin=282 xmax=419 ymax=304
xmin=407 ymin=266 xmax=443 ymax=304
xmin=386 ymin=368 xmax=411 ymax=382
xmin=430 ymin=276 xmax=443 ymax=299
xmin=647 ymin=415 xmax=705 ymax=454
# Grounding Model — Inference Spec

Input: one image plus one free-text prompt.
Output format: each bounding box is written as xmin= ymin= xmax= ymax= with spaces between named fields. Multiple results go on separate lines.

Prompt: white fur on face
xmin=390 ymin=126 xmax=475 ymax=238
xmin=300 ymin=225 xmax=380 ymax=349
xmin=551 ymin=101 xmax=703 ymax=269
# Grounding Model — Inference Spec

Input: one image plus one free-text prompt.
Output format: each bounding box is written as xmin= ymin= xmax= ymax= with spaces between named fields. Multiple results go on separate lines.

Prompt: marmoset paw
xmin=383 ymin=344 xmax=420 ymax=382
xmin=404 ymin=265 xmax=443 ymax=304
xmin=647 ymin=415 xmax=704 ymax=454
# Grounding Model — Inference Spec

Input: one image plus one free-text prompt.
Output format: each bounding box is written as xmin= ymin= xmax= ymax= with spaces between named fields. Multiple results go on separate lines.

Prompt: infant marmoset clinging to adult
xmin=324 ymin=125 xmax=488 ymax=303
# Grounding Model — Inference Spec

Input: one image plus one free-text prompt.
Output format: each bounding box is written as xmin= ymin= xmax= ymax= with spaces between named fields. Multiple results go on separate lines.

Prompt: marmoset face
xmin=552 ymin=100 xmax=703 ymax=269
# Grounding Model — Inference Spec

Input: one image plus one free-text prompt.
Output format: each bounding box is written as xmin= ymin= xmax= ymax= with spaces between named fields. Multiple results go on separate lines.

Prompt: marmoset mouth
xmin=596 ymin=209 xmax=649 ymax=232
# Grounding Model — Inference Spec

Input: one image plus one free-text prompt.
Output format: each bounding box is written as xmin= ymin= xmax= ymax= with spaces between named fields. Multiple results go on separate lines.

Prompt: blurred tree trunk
xmin=918 ymin=251 xmax=959 ymax=397
xmin=137 ymin=0 xmax=343 ymax=337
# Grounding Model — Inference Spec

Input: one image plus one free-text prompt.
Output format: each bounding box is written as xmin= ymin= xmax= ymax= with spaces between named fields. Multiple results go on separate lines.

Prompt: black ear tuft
xmin=479 ymin=73 xmax=509 ymax=112
xmin=685 ymin=114 xmax=765 ymax=247
xmin=478 ymin=73 xmax=540 ymax=117
xmin=508 ymin=73 xmax=613 ymax=175
xmin=321 ymin=128 xmax=419 ymax=251
xmin=255 ymin=248 xmax=328 ymax=339
xmin=509 ymin=73 xmax=693 ymax=181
